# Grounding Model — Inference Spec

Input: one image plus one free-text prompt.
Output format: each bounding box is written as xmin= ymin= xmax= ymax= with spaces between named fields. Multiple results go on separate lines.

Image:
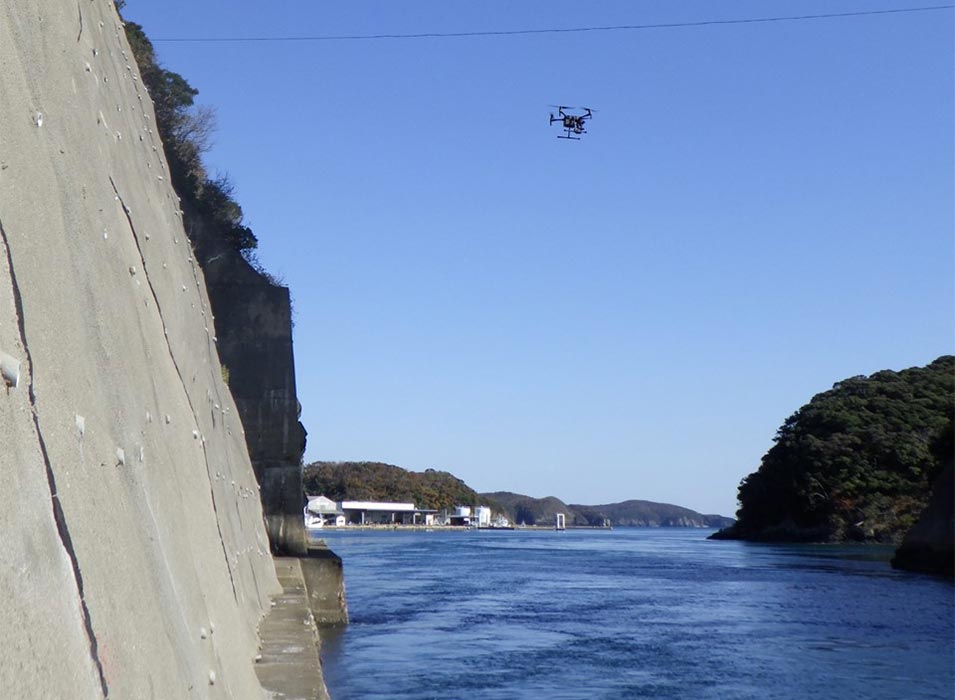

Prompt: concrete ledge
xmin=260 ymin=465 xmax=309 ymax=556
xmin=255 ymin=558 xmax=330 ymax=700
xmin=301 ymin=542 xmax=349 ymax=625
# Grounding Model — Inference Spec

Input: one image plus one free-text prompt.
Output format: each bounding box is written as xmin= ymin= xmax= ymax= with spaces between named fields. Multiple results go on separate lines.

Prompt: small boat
xmin=304 ymin=508 xmax=325 ymax=543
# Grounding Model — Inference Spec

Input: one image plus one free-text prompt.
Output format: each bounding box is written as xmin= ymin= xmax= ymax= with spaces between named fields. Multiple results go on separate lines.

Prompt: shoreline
xmin=309 ymin=524 xmax=629 ymax=534
xmin=309 ymin=524 xmax=611 ymax=534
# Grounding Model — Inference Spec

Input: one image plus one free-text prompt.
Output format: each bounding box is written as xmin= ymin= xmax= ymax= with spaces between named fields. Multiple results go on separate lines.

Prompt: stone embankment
xmin=0 ymin=1 xmax=337 ymax=696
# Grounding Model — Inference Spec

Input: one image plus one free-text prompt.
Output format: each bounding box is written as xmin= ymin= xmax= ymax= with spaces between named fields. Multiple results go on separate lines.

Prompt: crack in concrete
xmin=108 ymin=177 xmax=240 ymax=604
xmin=181 ymin=246 xmax=268 ymax=602
xmin=0 ymin=217 xmax=109 ymax=699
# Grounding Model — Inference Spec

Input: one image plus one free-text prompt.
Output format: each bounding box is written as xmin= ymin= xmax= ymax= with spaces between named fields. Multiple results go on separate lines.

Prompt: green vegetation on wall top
xmin=118 ymin=4 xmax=264 ymax=264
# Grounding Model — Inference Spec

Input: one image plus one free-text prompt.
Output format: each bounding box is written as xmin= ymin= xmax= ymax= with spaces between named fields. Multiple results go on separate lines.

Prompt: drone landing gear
xmin=549 ymin=105 xmax=594 ymax=140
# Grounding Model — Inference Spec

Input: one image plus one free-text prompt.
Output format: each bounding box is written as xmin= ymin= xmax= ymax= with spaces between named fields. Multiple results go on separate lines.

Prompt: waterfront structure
xmin=446 ymin=505 xmax=501 ymax=527
xmin=305 ymin=495 xmax=346 ymax=529
xmin=340 ymin=500 xmax=437 ymax=526
xmin=302 ymin=497 xmax=525 ymax=528
xmin=447 ymin=506 xmax=473 ymax=527
xmin=474 ymin=506 xmax=492 ymax=527
xmin=491 ymin=514 xmax=512 ymax=528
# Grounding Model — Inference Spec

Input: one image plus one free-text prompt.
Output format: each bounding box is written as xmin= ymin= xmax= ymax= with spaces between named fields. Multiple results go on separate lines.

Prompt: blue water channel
xmin=317 ymin=528 xmax=954 ymax=700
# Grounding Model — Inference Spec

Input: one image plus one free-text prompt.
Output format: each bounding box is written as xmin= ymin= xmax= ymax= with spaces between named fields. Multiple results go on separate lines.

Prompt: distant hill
xmin=304 ymin=462 xmax=733 ymax=527
xmin=303 ymin=461 xmax=487 ymax=512
xmin=482 ymin=491 xmax=733 ymax=528
xmin=572 ymin=500 xmax=735 ymax=528
xmin=480 ymin=492 xmax=575 ymax=526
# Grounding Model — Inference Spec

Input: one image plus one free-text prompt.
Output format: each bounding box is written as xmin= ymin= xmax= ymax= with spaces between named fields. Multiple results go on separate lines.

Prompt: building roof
xmin=340 ymin=500 xmax=416 ymax=512
xmin=306 ymin=495 xmax=342 ymax=515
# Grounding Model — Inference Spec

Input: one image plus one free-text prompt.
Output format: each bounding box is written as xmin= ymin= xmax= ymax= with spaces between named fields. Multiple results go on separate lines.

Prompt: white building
xmin=305 ymin=495 xmax=346 ymax=529
xmin=305 ymin=497 xmax=439 ymax=527
xmin=447 ymin=505 xmax=496 ymax=527
xmin=474 ymin=506 xmax=492 ymax=527
xmin=340 ymin=500 xmax=428 ymax=525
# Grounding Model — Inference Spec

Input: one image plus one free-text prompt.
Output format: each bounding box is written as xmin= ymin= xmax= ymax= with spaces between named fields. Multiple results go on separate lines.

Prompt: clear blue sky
xmin=124 ymin=1 xmax=953 ymax=517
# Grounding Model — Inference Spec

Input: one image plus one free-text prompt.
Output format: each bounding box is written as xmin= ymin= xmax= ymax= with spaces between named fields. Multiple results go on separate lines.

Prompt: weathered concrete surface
xmin=1 ymin=1 xmax=281 ymax=696
xmin=260 ymin=463 xmax=309 ymax=556
xmin=301 ymin=544 xmax=349 ymax=625
xmin=255 ymin=559 xmax=330 ymax=700
xmin=183 ymin=211 xmax=308 ymax=556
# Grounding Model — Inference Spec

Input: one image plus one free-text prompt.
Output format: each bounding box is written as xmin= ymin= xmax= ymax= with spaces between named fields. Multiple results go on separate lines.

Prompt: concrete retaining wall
xmin=1 ymin=1 xmax=281 ymax=696
xmin=182 ymin=209 xmax=309 ymax=556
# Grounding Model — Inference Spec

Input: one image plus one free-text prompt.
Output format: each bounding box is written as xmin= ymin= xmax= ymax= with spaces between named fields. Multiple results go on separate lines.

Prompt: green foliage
xmin=303 ymin=462 xmax=487 ymax=512
xmin=730 ymin=356 xmax=954 ymax=543
xmin=197 ymin=175 xmax=258 ymax=252
xmin=121 ymin=18 xmax=260 ymax=257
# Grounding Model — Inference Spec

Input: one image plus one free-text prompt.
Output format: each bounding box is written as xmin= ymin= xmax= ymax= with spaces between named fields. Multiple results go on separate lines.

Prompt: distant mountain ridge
xmin=304 ymin=462 xmax=733 ymax=527
xmin=573 ymin=500 xmax=735 ymax=528
xmin=482 ymin=491 xmax=734 ymax=528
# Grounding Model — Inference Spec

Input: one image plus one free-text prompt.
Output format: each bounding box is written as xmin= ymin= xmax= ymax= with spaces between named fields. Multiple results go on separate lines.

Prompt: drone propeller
xmin=548 ymin=104 xmax=597 ymax=114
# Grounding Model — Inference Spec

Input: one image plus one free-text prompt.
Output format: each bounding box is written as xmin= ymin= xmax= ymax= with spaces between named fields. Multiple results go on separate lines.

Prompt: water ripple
xmin=319 ymin=529 xmax=954 ymax=700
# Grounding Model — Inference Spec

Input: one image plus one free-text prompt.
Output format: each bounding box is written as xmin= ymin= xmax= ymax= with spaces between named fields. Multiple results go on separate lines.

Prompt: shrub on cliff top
xmin=119 ymin=13 xmax=259 ymax=258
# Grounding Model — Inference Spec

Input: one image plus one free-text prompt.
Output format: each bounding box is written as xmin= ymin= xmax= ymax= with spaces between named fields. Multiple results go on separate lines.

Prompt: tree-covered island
xmin=713 ymin=356 xmax=953 ymax=545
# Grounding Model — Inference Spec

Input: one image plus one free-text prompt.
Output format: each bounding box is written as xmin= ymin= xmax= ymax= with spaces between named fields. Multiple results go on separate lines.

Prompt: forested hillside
xmin=714 ymin=356 xmax=954 ymax=543
xmin=303 ymin=462 xmax=487 ymax=511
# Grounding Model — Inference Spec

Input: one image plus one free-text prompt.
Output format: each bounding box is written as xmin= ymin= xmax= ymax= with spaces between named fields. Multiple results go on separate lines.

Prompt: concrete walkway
xmin=255 ymin=558 xmax=330 ymax=700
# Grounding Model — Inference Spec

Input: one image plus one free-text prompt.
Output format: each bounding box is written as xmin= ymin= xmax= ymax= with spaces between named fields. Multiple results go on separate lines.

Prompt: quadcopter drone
xmin=549 ymin=105 xmax=594 ymax=140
